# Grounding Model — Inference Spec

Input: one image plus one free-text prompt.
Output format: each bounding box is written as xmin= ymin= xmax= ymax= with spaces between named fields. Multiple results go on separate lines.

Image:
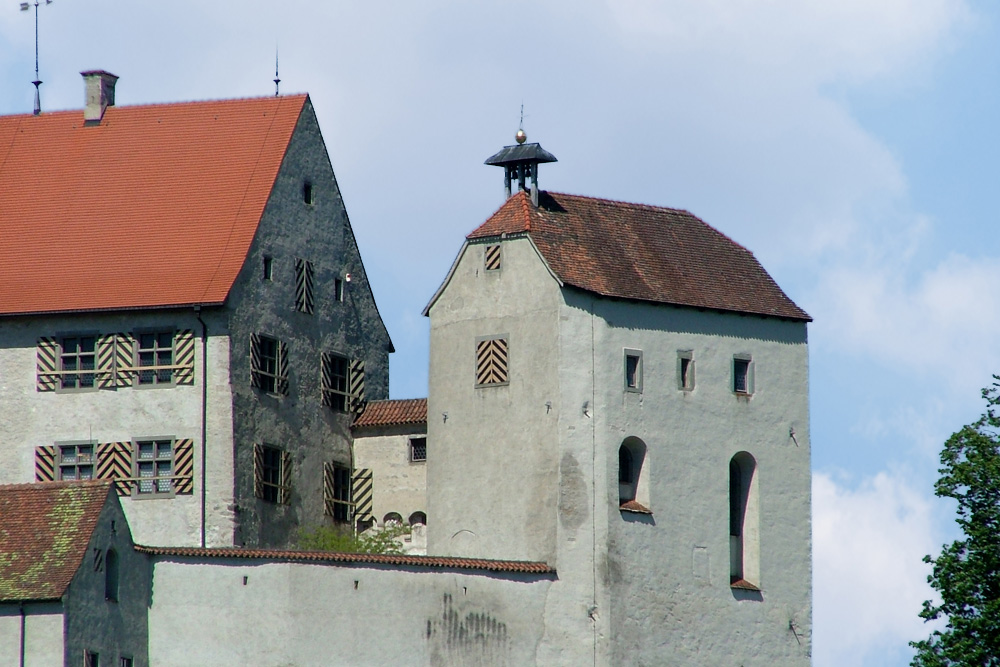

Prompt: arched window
xmin=618 ymin=437 xmax=650 ymax=512
xmin=408 ymin=511 xmax=427 ymax=526
xmin=104 ymin=548 xmax=119 ymax=602
xmin=729 ymin=452 xmax=760 ymax=588
xmin=383 ymin=512 xmax=403 ymax=526
xmin=619 ymin=447 xmax=634 ymax=490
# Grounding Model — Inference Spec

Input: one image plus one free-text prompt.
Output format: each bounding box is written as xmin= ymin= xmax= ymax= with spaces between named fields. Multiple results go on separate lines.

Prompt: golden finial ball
xmin=515 ymin=129 xmax=527 ymax=144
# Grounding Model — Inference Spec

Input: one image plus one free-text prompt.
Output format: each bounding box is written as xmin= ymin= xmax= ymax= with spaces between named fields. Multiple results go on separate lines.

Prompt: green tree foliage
xmin=294 ymin=522 xmax=411 ymax=556
xmin=911 ymin=381 xmax=1000 ymax=666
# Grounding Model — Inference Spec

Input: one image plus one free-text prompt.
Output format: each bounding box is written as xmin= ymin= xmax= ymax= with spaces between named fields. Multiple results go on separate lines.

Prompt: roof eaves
xmin=562 ymin=284 xmax=812 ymax=322
xmin=422 ymin=242 xmax=469 ymax=317
xmin=0 ymin=301 xmax=226 ymax=319
xmin=134 ymin=545 xmax=556 ymax=575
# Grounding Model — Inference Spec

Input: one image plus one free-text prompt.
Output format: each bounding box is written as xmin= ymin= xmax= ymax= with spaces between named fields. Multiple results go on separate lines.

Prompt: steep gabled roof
xmin=0 ymin=94 xmax=307 ymax=316
xmin=461 ymin=191 xmax=810 ymax=321
xmin=353 ymin=398 xmax=428 ymax=429
xmin=0 ymin=481 xmax=112 ymax=602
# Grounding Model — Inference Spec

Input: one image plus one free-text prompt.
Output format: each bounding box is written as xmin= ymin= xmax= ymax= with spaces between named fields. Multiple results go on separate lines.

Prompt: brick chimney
xmin=82 ymin=70 xmax=118 ymax=123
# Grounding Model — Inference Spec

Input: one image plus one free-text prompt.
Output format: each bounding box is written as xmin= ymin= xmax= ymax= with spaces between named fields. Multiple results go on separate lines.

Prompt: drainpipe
xmin=195 ymin=306 xmax=208 ymax=548
xmin=18 ymin=603 xmax=25 ymax=667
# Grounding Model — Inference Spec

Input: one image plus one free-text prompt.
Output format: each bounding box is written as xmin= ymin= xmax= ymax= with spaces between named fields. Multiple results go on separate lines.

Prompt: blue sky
xmin=1 ymin=1 xmax=993 ymax=663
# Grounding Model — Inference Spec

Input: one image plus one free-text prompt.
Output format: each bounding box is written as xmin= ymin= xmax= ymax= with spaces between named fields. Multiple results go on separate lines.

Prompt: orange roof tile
xmin=0 ymin=94 xmax=307 ymax=315
xmin=465 ymin=191 xmax=811 ymax=322
xmin=0 ymin=481 xmax=112 ymax=602
xmin=134 ymin=545 xmax=555 ymax=574
xmin=353 ymin=398 xmax=428 ymax=429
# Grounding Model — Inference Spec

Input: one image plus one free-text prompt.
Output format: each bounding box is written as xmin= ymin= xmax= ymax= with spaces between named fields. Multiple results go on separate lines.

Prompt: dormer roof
xmin=459 ymin=190 xmax=810 ymax=321
xmin=0 ymin=94 xmax=307 ymax=316
xmin=0 ymin=481 xmax=113 ymax=602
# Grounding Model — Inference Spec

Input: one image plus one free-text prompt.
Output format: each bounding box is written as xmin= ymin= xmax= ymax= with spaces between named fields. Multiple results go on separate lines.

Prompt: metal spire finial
xmin=274 ymin=48 xmax=281 ymax=97
xmin=21 ymin=0 xmax=52 ymax=115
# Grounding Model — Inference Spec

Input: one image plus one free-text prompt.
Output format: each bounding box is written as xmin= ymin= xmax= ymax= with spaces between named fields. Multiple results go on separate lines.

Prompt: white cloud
xmin=811 ymin=250 xmax=1000 ymax=394
xmin=813 ymin=471 xmax=944 ymax=667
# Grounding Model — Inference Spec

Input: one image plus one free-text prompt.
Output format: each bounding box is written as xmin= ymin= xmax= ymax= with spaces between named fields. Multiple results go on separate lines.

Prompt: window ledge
xmin=730 ymin=578 xmax=760 ymax=591
xmin=619 ymin=500 xmax=652 ymax=514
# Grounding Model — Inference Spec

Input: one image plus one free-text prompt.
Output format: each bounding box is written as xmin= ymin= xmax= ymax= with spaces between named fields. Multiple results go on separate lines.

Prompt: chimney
xmin=484 ymin=130 xmax=557 ymax=207
xmin=81 ymin=70 xmax=119 ymax=123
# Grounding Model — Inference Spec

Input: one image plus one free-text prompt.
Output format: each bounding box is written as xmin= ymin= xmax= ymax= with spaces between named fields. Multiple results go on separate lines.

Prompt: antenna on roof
xmin=273 ymin=47 xmax=281 ymax=97
xmin=20 ymin=0 xmax=53 ymax=115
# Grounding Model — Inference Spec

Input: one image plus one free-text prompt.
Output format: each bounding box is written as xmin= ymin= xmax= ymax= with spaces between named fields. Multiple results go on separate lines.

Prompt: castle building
xmin=0 ymin=72 xmax=392 ymax=549
xmin=423 ymin=138 xmax=812 ymax=664
xmin=0 ymin=82 xmax=811 ymax=664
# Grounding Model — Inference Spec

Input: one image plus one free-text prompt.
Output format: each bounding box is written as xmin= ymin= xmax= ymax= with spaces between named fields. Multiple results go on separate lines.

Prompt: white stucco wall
xmin=353 ymin=428 xmax=428 ymax=527
xmin=147 ymin=557 xmax=552 ymax=667
xmin=0 ymin=605 xmax=63 ymax=667
xmin=0 ymin=312 xmax=235 ymax=547
xmin=427 ymin=237 xmax=562 ymax=564
xmin=581 ymin=294 xmax=812 ymax=665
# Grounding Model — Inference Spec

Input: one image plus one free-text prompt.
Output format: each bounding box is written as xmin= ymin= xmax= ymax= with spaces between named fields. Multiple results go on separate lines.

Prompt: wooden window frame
xmin=132 ymin=438 xmax=176 ymax=498
xmin=57 ymin=441 xmax=95 ymax=481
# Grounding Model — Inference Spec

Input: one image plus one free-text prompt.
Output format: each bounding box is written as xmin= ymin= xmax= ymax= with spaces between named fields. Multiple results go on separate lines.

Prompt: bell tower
xmin=484 ymin=129 xmax=557 ymax=206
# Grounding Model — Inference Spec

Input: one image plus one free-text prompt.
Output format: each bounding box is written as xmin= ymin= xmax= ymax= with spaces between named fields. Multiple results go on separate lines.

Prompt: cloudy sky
xmin=1 ymin=1 xmax=995 ymax=663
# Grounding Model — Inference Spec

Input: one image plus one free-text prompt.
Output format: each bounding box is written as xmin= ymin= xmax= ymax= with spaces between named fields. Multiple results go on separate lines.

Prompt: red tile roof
xmin=730 ymin=577 xmax=762 ymax=591
xmin=466 ymin=191 xmax=811 ymax=321
xmin=0 ymin=95 xmax=307 ymax=316
xmin=353 ymin=398 xmax=428 ymax=429
xmin=0 ymin=481 xmax=112 ymax=602
xmin=134 ymin=545 xmax=555 ymax=574
xmin=619 ymin=500 xmax=653 ymax=514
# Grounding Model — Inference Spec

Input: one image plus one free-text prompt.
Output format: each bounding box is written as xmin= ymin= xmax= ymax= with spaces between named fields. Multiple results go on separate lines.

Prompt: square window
xmin=476 ymin=336 xmax=509 ymax=386
xmin=733 ymin=356 xmax=754 ymax=394
xmin=85 ymin=651 xmax=99 ymax=667
xmin=60 ymin=335 xmax=96 ymax=389
xmin=322 ymin=353 xmax=350 ymax=412
xmin=120 ymin=658 xmax=133 ymax=667
xmin=624 ymin=349 xmax=642 ymax=393
xmin=256 ymin=444 xmax=289 ymax=504
xmin=324 ymin=462 xmax=352 ymax=522
xmin=58 ymin=443 xmax=94 ymax=481
xmin=410 ymin=437 xmax=427 ymax=462
xmin=133 ymin=438 xmax=175 ymax=496
xmin=678 ymin=350 xmax=695 ymax=391
xmin=331 ymin=463 xmax=351 ymax=522
xmin=251 ymin=335 xmax=287 ymax=395
xmin=136 ymin=330 xmax=174 ymax=385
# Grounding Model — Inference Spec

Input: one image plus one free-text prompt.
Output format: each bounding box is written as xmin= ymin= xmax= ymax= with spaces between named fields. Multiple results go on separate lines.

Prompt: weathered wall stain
xmin=426 ymin=592 xmax=510 ymax=667
xmin=558 ymin=451 xmax=588 ymax=531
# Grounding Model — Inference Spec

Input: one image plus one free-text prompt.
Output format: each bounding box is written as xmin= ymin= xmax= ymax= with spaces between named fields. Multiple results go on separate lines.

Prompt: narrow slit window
xmin=303 ymin=180 xmax=313 ymax=205
xmin=733 ymin=355 xmax=754 ymax=395
xmin=624 ymin=349 xmax=642 ymax=392
xmin=678 ymin=350 xmax=695 ymax=391
xmin=263 ymin=255 xmax=273 ymax=281
xmin=334 ymin=278 xmax=344 ymax=302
